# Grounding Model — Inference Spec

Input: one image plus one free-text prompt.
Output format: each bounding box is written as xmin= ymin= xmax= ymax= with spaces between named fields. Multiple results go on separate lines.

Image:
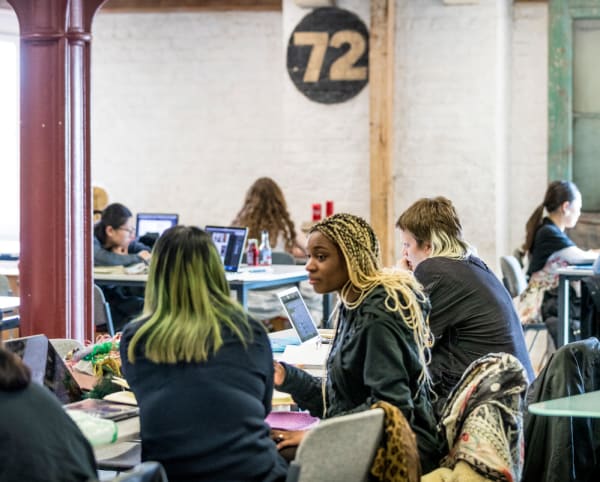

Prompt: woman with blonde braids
xmin=120 ymin=226 xmax=287 ymax=482
xmin=273 ymin=213 xmax=443 ymax=472
xmin=232 ymin=176 xmax=306 ymax=257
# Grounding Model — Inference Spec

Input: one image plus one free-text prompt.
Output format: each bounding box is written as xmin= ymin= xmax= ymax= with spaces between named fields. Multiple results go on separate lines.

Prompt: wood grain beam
xmin=369 ymin=0 xmax=395 ymax=267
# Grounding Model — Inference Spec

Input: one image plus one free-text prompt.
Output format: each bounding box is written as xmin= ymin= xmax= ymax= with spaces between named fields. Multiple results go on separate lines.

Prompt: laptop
xmin=277 ymin=286 xmax=321 ymax=346
xmin=135 ymin=213 xmax=179 ymax=238
xmin=3 ymin=334 xmax=84 ymax=404
xmin=205 ymin=225 xmax=248 ymax=272
xmin=276 ymin=287 xmax=329 ymax=366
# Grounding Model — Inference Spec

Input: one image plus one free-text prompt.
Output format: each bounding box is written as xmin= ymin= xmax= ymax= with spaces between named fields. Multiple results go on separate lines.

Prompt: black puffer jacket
xmin=523 ymin=337 xmax=600 ymax=482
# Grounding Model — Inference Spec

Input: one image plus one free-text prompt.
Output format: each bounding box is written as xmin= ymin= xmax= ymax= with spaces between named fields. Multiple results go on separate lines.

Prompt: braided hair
xmin=231 ymin=177 xmax=299 ymax=253
xmin=309 ymin=213 xmax=433 ymax=390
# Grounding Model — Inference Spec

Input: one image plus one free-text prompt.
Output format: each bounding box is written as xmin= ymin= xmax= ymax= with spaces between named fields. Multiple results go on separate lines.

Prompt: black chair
xmin=94 ymin=284 xmax=116 ymax=336
xmin=97 ymin=442 xmax=142 ymax=473
xmin=109 ymin=461 xmax=168 ymax=482
xmin=0 ymin=314 xmax=20 ymax=335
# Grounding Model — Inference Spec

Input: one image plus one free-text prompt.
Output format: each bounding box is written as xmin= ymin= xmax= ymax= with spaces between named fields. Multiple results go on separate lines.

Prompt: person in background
xmin=232 ymin=177 xmax=307 ymax=258
xmin=94 ymin=202 xmax=151 ymax=267
xmin=120 ymin=226 xmax=287 ymax=482
xmin=94 ymin=202 xmax=151 ymax=331
xmin=273 ymin=213 xmax=443 ymax=473
xmin=0 ymin=345 xmax=97 ymax=482
xmin=396 ymin=196 xmax=534 ymax=416
xmin=517 ymin=180 xmax=598 ymax=342
xmin=231 ymin=177 xmax=321 ymax=327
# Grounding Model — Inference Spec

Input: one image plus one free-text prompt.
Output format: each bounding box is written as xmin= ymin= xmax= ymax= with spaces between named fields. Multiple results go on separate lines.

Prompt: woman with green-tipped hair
xmin=120 ymin=225 xmax=287 ymax=482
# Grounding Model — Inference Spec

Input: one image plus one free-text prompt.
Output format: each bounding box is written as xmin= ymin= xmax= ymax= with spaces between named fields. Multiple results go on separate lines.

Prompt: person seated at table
xmin=232 ymin=176 xmax=321 ymax=328
xmin=94 ymin=202 xmax=151 ymax=331
xmin=396 ymin=196 xmax=534 ymax=416
xmin=120 ymin=225 xmax=287 ymax=482
xmin=516 ymin=181 xmax=598 ymax=343
xmin=272 ymin=213 xmax=443 ymax=473
xmin=94 ymin=202 xmax=151 ymax=267
xmin=0 ymin=345 xmax=97 ymax=482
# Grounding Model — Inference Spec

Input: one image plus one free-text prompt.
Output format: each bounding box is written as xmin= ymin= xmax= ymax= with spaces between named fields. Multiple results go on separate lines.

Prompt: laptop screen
xmin=205 ymin=226 xmax=248 ymax=272
xmin=136 ymin=213 xmax=179 ymax=238
xmin=278 ymin=287 xmax=320 ymax=344
xmin=3 ymin=335 xmax=83 ymax=404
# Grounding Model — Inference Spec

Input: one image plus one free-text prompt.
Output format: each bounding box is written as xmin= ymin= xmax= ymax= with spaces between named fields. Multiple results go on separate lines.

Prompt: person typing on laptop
xmin=272 ymin=213 xmax=443 ymax=473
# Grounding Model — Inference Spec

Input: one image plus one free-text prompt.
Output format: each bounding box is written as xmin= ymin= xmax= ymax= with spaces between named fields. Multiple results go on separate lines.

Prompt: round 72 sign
xmin=287 ymin=7 xmax=369 ymax=104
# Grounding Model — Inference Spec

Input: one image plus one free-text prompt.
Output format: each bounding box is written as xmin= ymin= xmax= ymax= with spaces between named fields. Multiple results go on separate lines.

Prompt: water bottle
xmin=247 ymin=239 xmax=259 ymax=266
xmin=259 ymin=230 xmax=272 ymax=266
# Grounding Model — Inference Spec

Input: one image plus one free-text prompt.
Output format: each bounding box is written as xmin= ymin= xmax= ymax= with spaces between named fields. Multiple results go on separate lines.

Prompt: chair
xmin=97 ymin=442 xmax=142 ymax=473
xmin=500 ymin=255 xmax=527 ymax=298
xmin=94 ymin=284 xmax=116 ymax=336
xmin=108 ymin=461 xmax=168 ymax=482
xmin=0 ymin=315 xmax=20 ymax=337
xmin=272 ymin=251 xmax=296 ymax=265
xmin=0 ymin=274 xmax=12 ymax=296
xmin=523 ymin=338 xmax=600 ymax=481
xmin=286 ymin=408 xmax=385 ymax=482
xmin=500 ymin=255 xmax=551 ymax=372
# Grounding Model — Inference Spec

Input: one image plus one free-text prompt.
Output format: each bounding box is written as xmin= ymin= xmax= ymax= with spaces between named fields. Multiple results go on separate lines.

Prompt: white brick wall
xmin=88 ymin=0 xmax=548 ymax=271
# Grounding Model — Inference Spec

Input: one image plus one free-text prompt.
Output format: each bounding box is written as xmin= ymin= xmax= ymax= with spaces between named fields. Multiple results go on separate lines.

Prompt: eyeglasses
xmin=118 ymin=227 xmax=136 ymax=235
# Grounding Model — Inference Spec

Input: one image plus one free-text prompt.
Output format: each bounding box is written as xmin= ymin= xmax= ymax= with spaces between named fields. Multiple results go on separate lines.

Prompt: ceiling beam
xmin=99 ymin=0 xmax=281 ymax=12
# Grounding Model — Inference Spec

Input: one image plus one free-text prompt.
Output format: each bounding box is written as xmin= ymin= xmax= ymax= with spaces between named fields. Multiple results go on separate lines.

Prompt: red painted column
xmin=8 ymin=0 xmax=106 ymax=341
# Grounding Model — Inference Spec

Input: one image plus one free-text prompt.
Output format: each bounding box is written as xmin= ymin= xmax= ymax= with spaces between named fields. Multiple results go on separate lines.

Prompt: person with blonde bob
xmin=120 ymin=226 xmax=287 ymax=482
xmin=273 ymin=213 xmax=443 ymax=473
xmin=396 ymin=197 xmax=534 ymax=415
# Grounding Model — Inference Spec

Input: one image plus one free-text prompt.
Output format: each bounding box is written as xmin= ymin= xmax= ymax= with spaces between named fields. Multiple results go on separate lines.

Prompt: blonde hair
xmin=310 ymin=213 xmax=433 ymax=390
xmin=127 ymin=226 xmax=250 ymax=364
xmin=396 ymin=196 xmax=471 ymax=260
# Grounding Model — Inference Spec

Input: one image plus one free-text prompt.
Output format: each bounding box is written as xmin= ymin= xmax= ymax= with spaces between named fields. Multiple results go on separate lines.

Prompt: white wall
xmin=87 ymin=0 xmax=549 ymax=269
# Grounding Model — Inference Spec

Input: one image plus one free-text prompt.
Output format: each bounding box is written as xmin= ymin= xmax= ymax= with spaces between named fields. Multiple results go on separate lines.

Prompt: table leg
xmin=557 ymin=274 xmax=570 ymax=347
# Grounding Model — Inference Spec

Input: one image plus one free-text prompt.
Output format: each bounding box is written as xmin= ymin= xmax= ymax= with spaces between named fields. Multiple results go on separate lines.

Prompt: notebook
xmin=3 ymin=334 xmax=84 ymax=404
xmin=64 ymin=398 xmax=139 ymax=421
xmin=135 ymin=213 xmax=178 ymax=238
xmin=205 ymin=225 xmax=248 ymax=272
xmin=276 ymin=287 xmax=329 ymax=367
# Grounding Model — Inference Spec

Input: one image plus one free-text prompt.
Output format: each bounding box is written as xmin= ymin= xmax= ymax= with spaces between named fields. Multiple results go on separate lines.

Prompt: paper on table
xmin=279 ymin=343 xmax=329 ymax=367
xmin=265 ymin=411 xmax=319 ymax=431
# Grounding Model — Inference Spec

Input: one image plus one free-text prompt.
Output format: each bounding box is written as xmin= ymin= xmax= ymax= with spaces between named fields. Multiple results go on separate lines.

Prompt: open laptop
xmin=205 ymin=225 xmax=248 ymax=272
xmin=276 ymin=287 xmax=329 ymax=367
xmin=3 ymin=334 xmax=84 ymax=404
xmin=135 ymin=213 xmax=179 ymax=239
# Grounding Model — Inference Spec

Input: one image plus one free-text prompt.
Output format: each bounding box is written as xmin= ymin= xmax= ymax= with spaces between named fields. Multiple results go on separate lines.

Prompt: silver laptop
xmin=205 ymin=225 xmax=248 ymax=272
xmin=277 ymin=287 xmax=321 ymax=346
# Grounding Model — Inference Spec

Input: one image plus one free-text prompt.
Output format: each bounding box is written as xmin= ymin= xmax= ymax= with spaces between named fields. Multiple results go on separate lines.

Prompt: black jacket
xmin=523 ymin=338 xmax=600 ymax=482
xmin=278 ymin=285 xmax=443 ymax=473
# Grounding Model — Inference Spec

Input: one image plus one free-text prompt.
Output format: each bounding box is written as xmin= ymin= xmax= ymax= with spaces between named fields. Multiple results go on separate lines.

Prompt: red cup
xmin=312 ymin=203 xmax=322 ymax=221
xmin=325 ymin=200 xmax=334 ymax=217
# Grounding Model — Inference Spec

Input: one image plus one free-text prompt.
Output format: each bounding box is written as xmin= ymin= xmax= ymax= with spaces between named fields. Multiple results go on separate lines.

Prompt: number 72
xmin=293 ymin=30 xmax=368 ymax=83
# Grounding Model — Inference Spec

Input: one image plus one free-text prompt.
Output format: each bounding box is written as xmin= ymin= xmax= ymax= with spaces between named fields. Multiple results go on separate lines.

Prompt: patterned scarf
xmin=370 ymin=401 xmax=421 ymax=482
xmin=439 ymin=353 xmax=528 ymax=482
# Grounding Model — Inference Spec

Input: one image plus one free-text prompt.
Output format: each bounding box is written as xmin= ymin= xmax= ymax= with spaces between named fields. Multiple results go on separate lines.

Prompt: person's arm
xmin=555 ymin=245 xmax=598 ymax=265
xmin=93 ymin=237 xmax=145 ymax=266
xmin=413 ymin=260 xmax=448 ymax=337
xmin=275 ymin=362 xmax=324 ymax=417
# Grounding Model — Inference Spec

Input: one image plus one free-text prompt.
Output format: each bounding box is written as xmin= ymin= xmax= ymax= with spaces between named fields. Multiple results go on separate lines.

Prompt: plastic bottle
xmin=247 ymin=239 xmax=259 ymax=266
xmin=259 ymin=230 xmax=272 ymax=266
xmin=66 ymin=410 xmax=118 ymax=446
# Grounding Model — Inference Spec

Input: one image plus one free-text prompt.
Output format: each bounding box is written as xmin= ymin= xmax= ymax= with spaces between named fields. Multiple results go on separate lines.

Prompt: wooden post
xmin=8 ymin=0 xmax=105 ymax=340
xmin=369 ymin=0 xmax=395 ymax=266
